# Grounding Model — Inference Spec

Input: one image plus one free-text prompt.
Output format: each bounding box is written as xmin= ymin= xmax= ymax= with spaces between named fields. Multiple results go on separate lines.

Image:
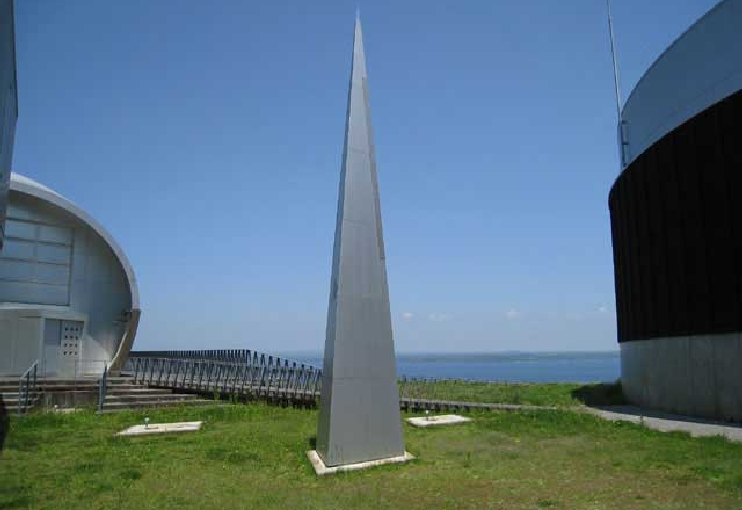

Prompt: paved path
xmin=583 ymin=405 xmax=742 ymax=442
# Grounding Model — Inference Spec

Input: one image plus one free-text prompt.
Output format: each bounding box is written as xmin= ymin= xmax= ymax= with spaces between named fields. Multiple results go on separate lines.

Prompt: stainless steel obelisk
xmin=315 ymin=15 xmax=406 ymax=468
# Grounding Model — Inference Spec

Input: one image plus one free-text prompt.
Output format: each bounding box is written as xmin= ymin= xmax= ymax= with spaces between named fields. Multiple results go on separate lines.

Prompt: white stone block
xmin=116 ymin=421 xmax=202 ymax=436
xmin=406 ymin=414 xmax=472 ymax=428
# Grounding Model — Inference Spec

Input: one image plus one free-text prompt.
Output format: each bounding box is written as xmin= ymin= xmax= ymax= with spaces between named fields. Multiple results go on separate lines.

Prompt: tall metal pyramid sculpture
xmin=316 ymin=15 xmax=405 ymax=467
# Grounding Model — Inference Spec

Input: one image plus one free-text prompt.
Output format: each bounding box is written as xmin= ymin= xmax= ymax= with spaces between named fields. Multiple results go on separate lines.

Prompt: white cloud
xmin=505 ymin=308 xmax=519 ymax=320
xmin=428 ymin=313 xmax=451 ymax=322
xmin=402 ymin=312 xmax=414 ymax=320
xmin=598 ymin=306 xmax=608 ymax=313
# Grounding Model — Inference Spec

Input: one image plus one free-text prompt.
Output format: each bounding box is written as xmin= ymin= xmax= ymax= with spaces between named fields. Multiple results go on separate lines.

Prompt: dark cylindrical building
xmin=609 ymin=0 xmax=742 ymax=421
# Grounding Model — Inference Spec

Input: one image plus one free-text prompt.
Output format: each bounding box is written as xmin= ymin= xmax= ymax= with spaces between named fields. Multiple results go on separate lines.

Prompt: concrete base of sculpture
xmin=406 ymin=414 xmax=472 ymax=428
xmin=307 ymin=450 xmax=414 ymax=476
xmin=116 ymin=421 xmax=202 ymax=436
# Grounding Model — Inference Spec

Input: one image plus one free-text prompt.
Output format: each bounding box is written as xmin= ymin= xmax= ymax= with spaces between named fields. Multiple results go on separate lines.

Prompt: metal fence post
xmin=98 ymin=363 xmax=108 ymax=413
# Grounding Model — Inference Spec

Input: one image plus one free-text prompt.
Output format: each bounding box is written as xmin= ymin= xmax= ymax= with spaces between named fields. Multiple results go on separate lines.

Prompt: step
xmin=36 ymin=384 xmax=98 ymax=393
xmin=0 ymin=384 xmax=98 ymax=393
xmin=0 ymin=384 xmax=28 ymax=392
xmin=105 ymin=387 xmax=174 ymax=395
xmin=34 ymin=379 xmax=98 ymax=385
xmin=100 ymin=399 xmax=218 ymax=412
xmin=3 ymin=400 xmax=40 ymax=413
xmin=2 ymin=380 xmax=137 ymax=388
xmin=100 ymin=384 xmax=155 ymax=391
xmin=3 ymin=383 xmax=179 ymax=396
xmin=2 ymin=377 xmax=96 ymax=384
xmin=104 ymin=393 xmax=199 ymax=403
xmin=4 ymin=399 xmax=39 ymax=406
xmin=33 ymin=383 xmax=99 ymax=391
xmin=1 ymin=396 xmax=40 ymax=406
xmin=106 ymin=379 xmax=140 ymax=386
xmin=0 ymin=379 xmax=33 ymax=385
xmin=2 ymin=391 xmax=40 ymax=399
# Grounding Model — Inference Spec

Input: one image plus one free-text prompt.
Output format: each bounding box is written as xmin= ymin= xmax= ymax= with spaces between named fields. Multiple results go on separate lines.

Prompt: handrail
xmin=98 ymin=362 xmax=108 ymax=413
xmin=127 ymin=349 xmax=315 ymax=371
xmin=118 ymin=356 xmax=539 ymax=413
xmin=122 ymin=354 xmax=323 ymax=406
xmin=18 ymin=359 xmax=39 ymax=416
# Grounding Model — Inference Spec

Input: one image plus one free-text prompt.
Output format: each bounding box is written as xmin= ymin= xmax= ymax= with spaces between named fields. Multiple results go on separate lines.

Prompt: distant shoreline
xmin=279 ymin=350 xmax=620 ymax=357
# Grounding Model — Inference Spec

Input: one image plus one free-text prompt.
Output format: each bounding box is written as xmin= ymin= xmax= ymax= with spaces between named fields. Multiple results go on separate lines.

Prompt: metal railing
xmin=123 ymin=352 xmax=323 ymax=405
xmin=98 ymin=362 xmax=108 ymax=413
xmin=121 ymin=352 xmax=538 ymax=412
xmin=129 ymin=349 xmax=269 ymax=364
xmin=18 ymin=359 xmax=39 ymax=416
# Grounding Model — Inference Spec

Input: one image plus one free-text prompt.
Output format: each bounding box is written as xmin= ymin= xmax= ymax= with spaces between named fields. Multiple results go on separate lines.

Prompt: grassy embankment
xmin=2 ymin=383 xmax=740 ymax=510
xmin=398 ymin=379 xmax=626 ymax=407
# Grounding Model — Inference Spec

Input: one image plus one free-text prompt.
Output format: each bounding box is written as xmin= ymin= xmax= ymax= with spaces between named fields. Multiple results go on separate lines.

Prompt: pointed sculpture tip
xmin=354 ymin=6 xmax=362 ymax=38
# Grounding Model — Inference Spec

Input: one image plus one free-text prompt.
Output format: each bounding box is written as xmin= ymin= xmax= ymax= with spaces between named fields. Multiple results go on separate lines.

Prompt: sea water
xmin=286 ymin=351 xmax=620 ymax=383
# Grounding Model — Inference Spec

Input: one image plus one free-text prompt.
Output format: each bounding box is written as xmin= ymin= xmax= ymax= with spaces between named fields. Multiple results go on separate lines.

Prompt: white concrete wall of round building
xmin=0 ymin=173 xmax=140 ymax=377
xmin=616 ymin=0 xmax=742 ymax=421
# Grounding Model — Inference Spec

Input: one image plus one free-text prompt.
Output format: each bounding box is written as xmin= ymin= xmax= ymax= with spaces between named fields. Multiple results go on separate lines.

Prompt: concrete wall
xmin=621 ymin=0 xmax=742 ymax=165
xmin=621 ymin=334 xmax=742 ymax=422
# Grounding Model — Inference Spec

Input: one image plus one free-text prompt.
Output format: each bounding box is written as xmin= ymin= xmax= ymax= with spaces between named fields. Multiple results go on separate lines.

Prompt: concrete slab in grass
xmin=406 ymin=414 xmax=472 ymax=428
xmin=117 ymin=421 xmax=202 ymax=436
xmin=307 ymin=450 xmax=414 ymax=476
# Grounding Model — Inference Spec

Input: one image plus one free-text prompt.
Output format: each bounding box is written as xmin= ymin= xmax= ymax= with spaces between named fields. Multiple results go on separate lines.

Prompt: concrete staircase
xmin=0 ymin=380 xmax=41 ymax=414
xmin=0 ymin=377 xmax=218 ymax=414
xmin=99 ymin=377 xmax=216 ymax=413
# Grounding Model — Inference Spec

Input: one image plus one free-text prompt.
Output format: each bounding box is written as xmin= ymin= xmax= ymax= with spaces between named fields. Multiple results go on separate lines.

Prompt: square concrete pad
xmin=117 ymin=421 xmax=202 ymax=436
xmin=406 ymin=414 xmax=472 ymax=428
xmin=307 ymin=450 xmax=414 ymax=476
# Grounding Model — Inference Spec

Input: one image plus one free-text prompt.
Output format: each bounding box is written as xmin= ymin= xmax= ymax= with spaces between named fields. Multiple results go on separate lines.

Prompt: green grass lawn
xmin=2 ymin=400 xmax=741 ymax=510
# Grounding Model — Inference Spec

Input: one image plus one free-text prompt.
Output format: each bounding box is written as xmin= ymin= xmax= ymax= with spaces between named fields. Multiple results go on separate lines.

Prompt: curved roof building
xmin=609 ymin=0 xmax=742 ymax=421
xmin=0 ymin=173 xmax=140 ymax=377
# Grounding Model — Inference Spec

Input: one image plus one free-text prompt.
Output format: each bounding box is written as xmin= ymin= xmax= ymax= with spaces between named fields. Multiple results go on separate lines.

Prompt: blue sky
xmin=11 ymin=0 xmax=720 ymax=352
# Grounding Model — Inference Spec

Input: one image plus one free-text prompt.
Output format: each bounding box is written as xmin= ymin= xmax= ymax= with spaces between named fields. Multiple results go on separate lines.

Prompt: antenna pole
xmin=607 ymin=0 xmax=622 ymax=119
xmin=607 ymin=0 xmax=627 ymax=168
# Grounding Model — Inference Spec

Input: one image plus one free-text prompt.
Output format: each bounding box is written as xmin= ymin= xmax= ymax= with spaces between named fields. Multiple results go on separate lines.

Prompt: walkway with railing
xmin=123 ymin=350 xmax=557 ymax=412
xmin=124 ymin=351 xmax=323 ymax=406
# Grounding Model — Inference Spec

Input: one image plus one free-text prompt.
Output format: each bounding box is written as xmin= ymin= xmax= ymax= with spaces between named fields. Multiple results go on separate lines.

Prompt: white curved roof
xmin=8 ymin=172 xmax=140 ymax=309
xmin=620 ymin=0 xmax=742 ymax=166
